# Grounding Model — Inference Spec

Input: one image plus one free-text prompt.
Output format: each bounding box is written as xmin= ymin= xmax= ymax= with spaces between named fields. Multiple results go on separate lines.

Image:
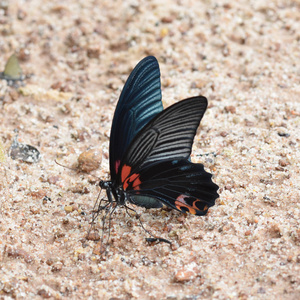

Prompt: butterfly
xmin=0 ymin=54 xmax=24 ymax=86
xmin=96 ymin=56 xmax=219 ymax=243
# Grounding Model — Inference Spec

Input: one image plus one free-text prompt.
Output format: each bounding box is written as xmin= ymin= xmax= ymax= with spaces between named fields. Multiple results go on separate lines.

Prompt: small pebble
xmin=42 ymin=196 xmax=51 ymax=204
xmin=277 ymin=132 xmax=290 ymax=137
xmin=46 ymin=258 xmax=54 ymax=266
xmin=17 ymin=48 xmax=31 ymax=62
xmin=160 ymin=27 xmax=169 ymax=38
xmin=47 ymin=175 xmax=61 ymax=185
xmin=37 ymin=289 xmax=51 ymax=299
xmin=87 ymin=232 xmax=101 ymax=241
xmin=9 ymin=89 xmax=19 ymax=101
xmin=78 ymin=253 xmax=85 ymax=261
xmin=245 ymin=120 xmax=254 ymax=127
xmin=51 ymin=262 xmax=63 ymax=272
xmin=225 ymin=106 xmax=236 ymax=113
xmin=174 ymin=269 xmax=196 ymax=282
xmin=9 ymin=135 xmax=41 ymax=163
xmin=269 ymin=224 xmax=282 ymax=238
xmin=6 ymin=247 xmax=34 ymax=263
xmin=29 ymin=189 xmax=47 ymax=199
xmin=69 ymin=183 xmax=90 ymax=194
xmin=245 ymin=230 xmax=251 ymax=236
xmin=17 ymin=9 xmax=27 ymax=20
xmin=64 ymin=205 xmax=73 ymax=213
xmin=87 ymin=46 xmax=101 ymax=58
xmin=279 ymin=159 xmax=289 ymax=167
xmin=161 ymin=16 xmax=174 ymax=23
xmin=77 ymin=148 xmax=102 ymax=172
xmin=30 ymin=207 xmax=40 ymax=214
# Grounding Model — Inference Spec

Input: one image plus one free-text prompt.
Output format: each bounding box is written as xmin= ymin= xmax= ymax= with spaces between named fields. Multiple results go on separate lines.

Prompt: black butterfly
xmin=96 ymin=56 xmax=219 ymax=243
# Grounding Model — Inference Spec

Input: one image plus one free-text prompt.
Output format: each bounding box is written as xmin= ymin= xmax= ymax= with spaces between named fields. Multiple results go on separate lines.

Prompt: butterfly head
xmin=99 ymin=180 xmax=111 ymax=190
xmin=99 ymin=180 xmax=126 ymax=205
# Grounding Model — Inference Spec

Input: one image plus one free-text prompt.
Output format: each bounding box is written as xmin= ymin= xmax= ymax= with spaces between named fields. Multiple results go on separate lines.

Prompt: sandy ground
xmin=0 ymin=0 xmax=300 ymax=299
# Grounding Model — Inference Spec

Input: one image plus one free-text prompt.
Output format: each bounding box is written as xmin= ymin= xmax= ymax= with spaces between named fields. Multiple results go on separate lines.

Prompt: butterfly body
xmin=99 ymin=56 xmax=219 ymax=219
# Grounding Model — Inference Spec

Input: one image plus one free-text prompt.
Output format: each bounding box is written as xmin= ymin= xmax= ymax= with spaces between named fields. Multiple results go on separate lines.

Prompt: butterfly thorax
xmin=100 ymin=180 xmax=127 ymax=205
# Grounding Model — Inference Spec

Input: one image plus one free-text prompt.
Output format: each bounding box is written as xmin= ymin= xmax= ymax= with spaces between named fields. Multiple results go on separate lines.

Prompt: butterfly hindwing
xmin=126 ymin=159 xmax=218 ymax=215
xmin=109 ymin=56 xmax=163 ymax=180
xmin=116 ymin=96 xmax=218 ymax=214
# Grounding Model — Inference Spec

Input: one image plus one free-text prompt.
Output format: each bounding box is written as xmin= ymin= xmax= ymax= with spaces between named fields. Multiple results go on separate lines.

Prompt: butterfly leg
xmin=87 ymin=185 xmax=115 ymax=251
xmin=124 ymin=205 xmax=172 ymax=245
xmin=96 ymin=187 xmax=121 ymax=254
xmin=89 ymin=185 xmax=112 ymax=229
xmin=87 ymin=188 xmax=105 ymax=241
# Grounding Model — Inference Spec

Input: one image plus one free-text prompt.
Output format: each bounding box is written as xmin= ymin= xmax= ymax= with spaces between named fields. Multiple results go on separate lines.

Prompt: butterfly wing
xmin=109 ymin=56 xmax=163 ymax=180
xmin=117 ymin=96 xmax=219 ymax=214
xmin=2 ymin=54 xmax=23 ymax=80
xmin=118 ymin=96 xmax=208 ymax=180
xmin=127 ymin=159 xmax=218 ymax=215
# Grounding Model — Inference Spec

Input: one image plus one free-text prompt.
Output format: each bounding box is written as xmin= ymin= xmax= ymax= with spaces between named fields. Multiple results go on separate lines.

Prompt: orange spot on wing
xmin=175 ymin=200 xmax=196 ymax=215
xmin=129 ymin=173 xmax=139 ymax=182
xmin=121 ymin=166 xmax=141 ymax=191
xmin=123 ymin=179 xmax=129 ymax=190
xmin=121 ymin=164 xmax=131 ymax=183
xmin=132 ymin=176 xmax=141 ymax=190
xmin=175 ymin=195 xmax=207 ymax=215
xmin=191 ymin=199 xmax=208 ymax=211
xmin=129 ymin=173 xmax=141 ymax=189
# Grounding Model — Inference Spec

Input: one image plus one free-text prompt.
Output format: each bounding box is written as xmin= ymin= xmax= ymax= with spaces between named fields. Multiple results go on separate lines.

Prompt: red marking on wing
xmin=115 ymin=160 xmax=121 ymax=174
xmin=123 ymin=178 xmax=129 ymax=190
xmin=121 ymin=164 xmax=131 ymax=183
xmin=131 ymin=174 xmax=141 ymax=190
xmin=175 ymin=200 xmax=197 ymax=215
xmin=191 ymin=199 xmax=208 ymax=211
xmin=123 ymin=173 xmax=141 ymax=191
xmin=175 ymin=194 xmax=207 ymax=215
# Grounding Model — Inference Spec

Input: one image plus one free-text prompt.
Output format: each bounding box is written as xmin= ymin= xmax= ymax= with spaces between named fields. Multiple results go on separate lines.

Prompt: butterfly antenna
xmin=55 ymin=159 xmax=101 ymax=181
xmin=124 ymin=205 xmax=172 ymax=245
xmin=54 ymin=159 xmax=78 ymax=172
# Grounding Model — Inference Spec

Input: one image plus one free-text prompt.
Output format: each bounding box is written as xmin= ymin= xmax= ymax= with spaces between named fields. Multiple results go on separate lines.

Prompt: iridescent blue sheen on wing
xmin=109 ymin=56 xmax=163 ymax=180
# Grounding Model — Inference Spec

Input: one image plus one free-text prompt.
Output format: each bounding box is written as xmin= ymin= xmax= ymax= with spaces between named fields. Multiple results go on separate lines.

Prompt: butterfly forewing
xmin=109 ymin=56 xmax=163 ymax=180
xmin=118 ymin=96 xmax=208 ymax=181
xmin=104 ymin=56 xmax=218 ymax=221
